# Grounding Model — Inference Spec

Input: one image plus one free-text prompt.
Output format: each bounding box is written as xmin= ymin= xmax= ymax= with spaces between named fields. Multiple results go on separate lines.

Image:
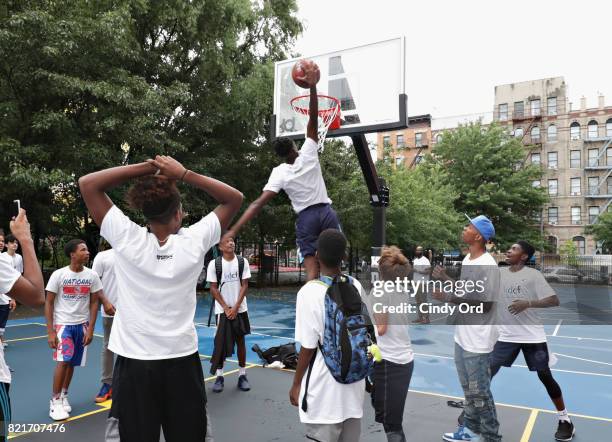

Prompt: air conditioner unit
xmin=549 ymin=221 xmax=558 ymax=225
xmin=570 ymin=192 xmax=581 ymax=196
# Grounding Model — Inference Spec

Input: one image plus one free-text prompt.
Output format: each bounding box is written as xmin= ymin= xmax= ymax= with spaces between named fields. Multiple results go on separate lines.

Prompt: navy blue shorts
xmin=490 ymin=341 xmax=550 ymax=372
xmin=0 ymin=305 xmax=9 ymax=331
xmin=296 ymin=203 xmax=341 ymax=258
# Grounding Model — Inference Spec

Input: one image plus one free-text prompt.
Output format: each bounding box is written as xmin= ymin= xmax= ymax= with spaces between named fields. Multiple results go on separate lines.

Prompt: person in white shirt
xmin=433 ymin=215 xmax=501 ymax=442
xmin=206 ymin=234 xmax=252 ymax=393
xmin=412 ymin=245 xmax=431 ymax=324
xmin=79 ymin=155 xmax=242 ymax=442
xmin=371 ymin=246 xmax=415 ymax=442
xmin=492 ymin=241 xmax=574 ymax=441
xmin=91 ymin=245 xmax=118 ymax=403
xmin=0 ymin=234 xmax=19 ymax=346
xmin=0 ymin=211 xmax=45 ymax=439
xmin=290 ymin=229 xmax=364 ymax=442
xmin=45 ymin=239 xmax=102 ymax=421
xmin=223 ymin=61 xmax=340 ymax=281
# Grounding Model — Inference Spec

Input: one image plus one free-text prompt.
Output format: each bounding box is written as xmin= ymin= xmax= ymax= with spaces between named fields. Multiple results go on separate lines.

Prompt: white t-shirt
xmin=497 ymin=267 xmax=554 ymax=343
xmin=100 ymin=205 xmax=221 ymax=360
xmin=371 ymin=289 xmax=414 ymax=365
xmin=92 ymin=250 xmax=118 ymax=318
xmin=0 ymin=257 xmax=19 ymax=383
xmin=413 ymin=256 xmax=431 ymax=282
xmin=0 ymin=252 xmax=22 ymax=304
xmin=206 ymin=256 xmax=251 ymax=314
xmin=46 ymin=266 xmax=102 ymax=325
xmin=454 ymin=252 xmax=500 ymax=354
xmin=295 ymin=277 xmax=365 ymax=424
xmin=263 ymin=137 xmax=332 ymax=213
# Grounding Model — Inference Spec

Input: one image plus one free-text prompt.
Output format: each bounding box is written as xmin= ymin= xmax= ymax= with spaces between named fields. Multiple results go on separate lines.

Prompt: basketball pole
xmin=351 ymin=134 xmax=389 ymax=284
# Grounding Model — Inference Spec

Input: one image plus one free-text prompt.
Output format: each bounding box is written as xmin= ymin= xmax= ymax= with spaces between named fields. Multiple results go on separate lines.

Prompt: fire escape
xmin=584 ymin=134 xmax=612 ymax=221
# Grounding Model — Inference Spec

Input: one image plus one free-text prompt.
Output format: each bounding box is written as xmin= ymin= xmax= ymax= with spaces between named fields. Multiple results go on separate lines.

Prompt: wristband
xmin=180 ymin=169 xmax=189 ymax=181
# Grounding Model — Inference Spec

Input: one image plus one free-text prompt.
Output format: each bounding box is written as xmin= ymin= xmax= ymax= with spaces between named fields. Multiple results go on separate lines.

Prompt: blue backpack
xmin=301 ymin=274 xmax=376 ymax=412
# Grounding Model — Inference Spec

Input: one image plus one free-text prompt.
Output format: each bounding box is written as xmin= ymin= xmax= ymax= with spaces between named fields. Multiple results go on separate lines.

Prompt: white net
xmin=290 ymin=95 xmax=340 ymax=152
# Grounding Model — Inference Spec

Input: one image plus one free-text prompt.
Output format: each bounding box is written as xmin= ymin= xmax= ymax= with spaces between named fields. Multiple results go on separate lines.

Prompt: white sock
xmin=558 ymin=409 xmax=570 ymax=422
xmin=61 ymin=389 xmax=68 ymax=397
xmin=52 ymin=393 xmax=61 ymax=400
xmin=216 ymin=369 xmax=223 ymax=377
xmin=239 ymin=367 xmax=246 ymax=376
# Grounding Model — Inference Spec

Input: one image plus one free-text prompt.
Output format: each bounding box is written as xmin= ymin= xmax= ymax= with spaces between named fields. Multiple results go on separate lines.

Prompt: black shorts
xmin=106 ymin=352 xmax=208 ymax=442
xmin=0 ymin=383 xmax=10 ymax=442
xmin=0 ymin=305 xmax=9 ymax=330
xmin=215 ymin=311 xmax=251 ymax=336
xmin=490 ymin=341 xmax=550 ymax=372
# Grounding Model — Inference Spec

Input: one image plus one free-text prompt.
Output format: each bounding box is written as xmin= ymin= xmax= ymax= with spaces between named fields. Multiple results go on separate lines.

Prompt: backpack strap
xmin=207 ymin=256 xmax=224 ymax=327
xmin=301 ymin=347 xmax=319 ymax=413
xmin=238 ymin=255 xmax=245 ymax=282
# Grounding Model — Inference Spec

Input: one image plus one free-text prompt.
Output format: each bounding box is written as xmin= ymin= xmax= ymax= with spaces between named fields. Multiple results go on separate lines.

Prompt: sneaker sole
xmin=555 ymin=427 xmax=576 ymax=442
xmin=95 ymin=395 xmax=111 ymax=403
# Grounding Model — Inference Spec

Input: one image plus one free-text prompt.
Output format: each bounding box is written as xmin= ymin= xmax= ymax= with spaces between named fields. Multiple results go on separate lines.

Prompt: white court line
xmin=194 ymin=322 xmax=294 ymax=340
xmin=6 ymin=322 xmax=44 ymax=328
xmin=250 ymin=325 xmax=295 ymax=330
xmin=547 ymin=334 xmax=612 ymax=342
xmin=552 ymin=320 xmax=563 ymax=336
xmin=554 ymin=352 xmax=612 ymax=366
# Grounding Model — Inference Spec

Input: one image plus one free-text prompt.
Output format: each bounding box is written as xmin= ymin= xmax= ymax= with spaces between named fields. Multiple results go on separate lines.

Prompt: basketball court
xmin=3 ymin=285 xmax=612 ymax=441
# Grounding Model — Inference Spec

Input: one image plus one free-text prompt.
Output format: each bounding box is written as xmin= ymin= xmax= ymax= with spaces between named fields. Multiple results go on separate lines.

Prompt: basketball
xmin=291 ymin=59 xmax=320 ymax=89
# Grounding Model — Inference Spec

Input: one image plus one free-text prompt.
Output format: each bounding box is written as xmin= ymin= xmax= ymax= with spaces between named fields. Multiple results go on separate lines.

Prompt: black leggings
xmin=491 ymin=365 xmax=562 ymax=400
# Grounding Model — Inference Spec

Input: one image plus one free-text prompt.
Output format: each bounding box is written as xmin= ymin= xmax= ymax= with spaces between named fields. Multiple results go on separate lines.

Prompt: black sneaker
xmin=212 ymin=376 xmax=224 ymax=393
xmin=238 ymin=375 xmax=251 ymax=391
xmin=555 ymin=420 xmax=575 ymax=441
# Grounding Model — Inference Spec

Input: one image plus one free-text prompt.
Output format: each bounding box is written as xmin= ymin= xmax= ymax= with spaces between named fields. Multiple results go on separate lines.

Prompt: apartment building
xmin=376 ymin=114 xmax=431 ymax=168
xmin=494 ymin=77 xmax=612 ymax=254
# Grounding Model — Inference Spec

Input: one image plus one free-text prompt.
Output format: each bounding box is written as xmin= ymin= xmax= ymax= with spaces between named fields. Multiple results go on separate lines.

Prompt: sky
xmin=293 ymin=0 xmax=612 ymax=122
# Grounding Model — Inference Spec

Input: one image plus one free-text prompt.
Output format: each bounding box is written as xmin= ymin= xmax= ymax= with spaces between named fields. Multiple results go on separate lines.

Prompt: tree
xmin=0 ymin=0 xmax=302 ymax=256
xmin=429 ymin=122 xmax=548 ymax=250
xmin=559 ymin=239 xmax=578 ymax=266
xmin=585 ymin=211 xmax=612 ymax=253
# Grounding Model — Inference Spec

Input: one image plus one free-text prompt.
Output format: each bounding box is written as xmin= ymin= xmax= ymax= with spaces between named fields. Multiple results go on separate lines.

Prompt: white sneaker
xmin=49 ymin=398 xmax=69 ymax=421
xmin=61 ymin=394 xmax=72 ymax=413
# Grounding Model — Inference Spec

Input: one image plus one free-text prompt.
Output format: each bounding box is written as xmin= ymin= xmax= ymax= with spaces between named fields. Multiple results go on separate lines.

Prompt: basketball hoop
xmin=290 ymin=94 xmax=341 ymax=151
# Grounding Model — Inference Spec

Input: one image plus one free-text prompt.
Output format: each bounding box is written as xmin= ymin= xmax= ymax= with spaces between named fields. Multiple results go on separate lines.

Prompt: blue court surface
xmin=3 ymin=285 xmax=612 ymax=441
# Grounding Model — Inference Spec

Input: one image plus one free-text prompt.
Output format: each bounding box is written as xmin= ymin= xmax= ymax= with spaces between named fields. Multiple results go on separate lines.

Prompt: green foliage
xmin=0 ymin=0 xmax=302 ymax=255
xmin=429 ymin=122 xmax=548 ymax=250
xmin=585 ymin=211 xmax=612 ymax=253
xmin=559 ymin=239 xmax=578 ymax=266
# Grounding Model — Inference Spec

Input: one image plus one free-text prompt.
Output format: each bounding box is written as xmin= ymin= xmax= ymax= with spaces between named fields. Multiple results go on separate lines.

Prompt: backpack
xmin=252 ymin=343 xmax=298 ymax=370
xmin=302 ymin=274 xmax=376 ymax=412
xmin=207 ymin=255 xmax=246 ymax=327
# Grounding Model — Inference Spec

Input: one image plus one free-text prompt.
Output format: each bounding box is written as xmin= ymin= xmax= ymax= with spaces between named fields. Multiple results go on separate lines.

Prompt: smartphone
xmin=14 ymin=199 xmax=21 ymax=212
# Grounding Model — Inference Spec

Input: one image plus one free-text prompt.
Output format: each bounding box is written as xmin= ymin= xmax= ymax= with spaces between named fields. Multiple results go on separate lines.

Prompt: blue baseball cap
xmin=464 ymin=214 xmax=495 ymax=241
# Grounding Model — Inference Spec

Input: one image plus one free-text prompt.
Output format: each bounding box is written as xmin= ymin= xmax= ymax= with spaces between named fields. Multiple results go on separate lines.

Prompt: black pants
xmin=106 ymin=352 xmax=209 ymax=442
xmin=0 ymin=383 xmax=10 ymax=442
xmin=371 ymin=359 xmax=414 ymax=438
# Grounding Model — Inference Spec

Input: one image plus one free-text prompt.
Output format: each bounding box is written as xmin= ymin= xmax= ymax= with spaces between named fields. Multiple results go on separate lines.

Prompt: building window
xmin=514 ymin=127 xmax=524 ymax=138
xmin=531 ymin=153 xmax=541 ymax=165
xmin=436 ymin=134 xmax=443 ymax=144
xmin=607 ymin=118 xmax=612 ymax=137
xmin=383 ymin=135 xmax=390 ymax=146
xmin=548 ymin=179 xmax=558 ymax=196
xmin=608 ymin=177 xmax=612 ymax=195
xmin=589 ymin=206 xmax=600 ymax=224
xmin=415 ymin=133 xmax=423 ymax=147
xmin=608 ymin=148 xmax=612 ymax=166
xmin=397 ymin=134 xmax=405 ymax=147
xmin=548 ymin=207 xmax=558 ymax=224
xmin=570 ymin=177 xmax=581 ymax=195
xmin=532 ymin=180 xmax=541 ymax=188
xmin=548 ymin=152 xmax=558 ymax=169
xmin=531 ymin=126 xmax=540 ymax=143
xmin=547 ymin=124 xmax=557 ymax=141
xmin=570 ymin=150 xmax=581 ymax=168
xmin=547 ymin=97 xmax=557 ymax=116
xmin=415 ymin=155 xmax=423 ymax=165
xmin=588 ymin=148 xmax=599 ymax=166
xmin=570 ymin=122 xmax=581 ymax=140
xmin=588 ymin=120 xmax=599 ymax=139
xmin=588 ymin=177 xmax=599 ymax=195
xmin=514 ymin=101 xmax=524 ymax=118
xmin=573 ymin=236 xmax=585 ymax=255
xmin=547 ymin=236 xmax=558 ymax=253
xmin=395 ymin=156 xmax=403 ymax=167
xmin=499 ymin=103 xmax=508 ymax=121
xmin=571 ymin=207 xmax=581 ymax=225
xmin=530 ymin=99 xmax=541 ymax=116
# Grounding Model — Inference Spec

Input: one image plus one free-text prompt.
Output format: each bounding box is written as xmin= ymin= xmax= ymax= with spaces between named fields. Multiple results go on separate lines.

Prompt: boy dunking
xmin=206 ymin=234 xmax=252 ymax=393
xmin=0 ymin=210 xmax=45 ymax=441
xmin=493 ymin=241 xmax=575 ymax=441
xmin=91 ymin=244 xmax=118 ymax=403
xmin=45 ymin=239 xmax=102 ymax=420
xmin=223 ymin=61 xmax=340 ymax=281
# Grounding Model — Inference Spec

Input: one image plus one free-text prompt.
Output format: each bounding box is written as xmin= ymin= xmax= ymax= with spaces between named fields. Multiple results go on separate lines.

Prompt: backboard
xmin=272 ymin=37 xmax=406 ymax=140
